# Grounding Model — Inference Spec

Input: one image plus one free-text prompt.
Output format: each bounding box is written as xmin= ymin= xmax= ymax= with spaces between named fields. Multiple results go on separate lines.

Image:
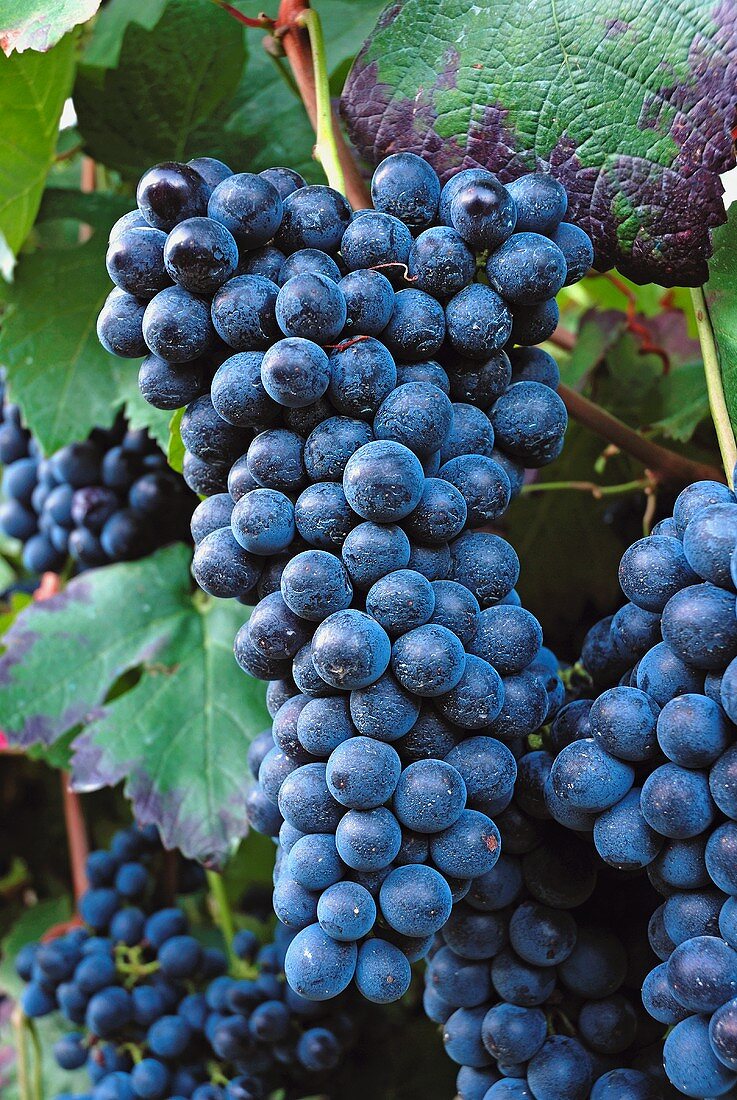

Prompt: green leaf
xmin=81 ymin=0 xmax=167 ymax=68
xmin=341 ymin=0 xmax=737 ymax=286
xmin=0 ymin=546 xmax=269 ymax=865
xmin=704 ymin=201 xmax=737 ymax=440
xmin=167 ymin=407 xmax=185 ymax=474
xmin=0 ymin=188 xmax=133 ymax=454
xmin=73 ymin=0 xmax=247 ymax=180
xmin=0 ymin=0 xmax=98 ymax=54
xmin=0 ymin=34 xmax=75 ymax=267
xmin=506 ymin=425 xmax=631 ymax=654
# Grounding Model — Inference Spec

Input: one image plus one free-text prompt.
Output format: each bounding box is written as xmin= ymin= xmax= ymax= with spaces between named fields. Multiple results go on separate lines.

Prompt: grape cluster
xmin=547 ymin=477 xmax=737 ymax=1097
xmin=16 ymin=825 xmax=358 ymax=1099
xmin=95 ymin=152 xmax=592 ymax=1007
xmin=0 ymin=391 xmax=193 ymax=574
xmin=424 ymin=783 xmax=668 ymax=1100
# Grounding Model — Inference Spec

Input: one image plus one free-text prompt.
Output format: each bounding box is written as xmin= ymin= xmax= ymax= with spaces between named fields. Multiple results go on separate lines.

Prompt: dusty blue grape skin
xmin=641 ymin=961 xmax=689 ymax=1025
xmin=439 ymin=454 xmax=511 ymax=525
xmin=349 ymin=672 xmax=420 ymax=741
xmin=231 ymin=488 xmax=295 ymax=555
xmin=277 ymin=763 xmax=341 ymax=834
xmin=326 ymin=736 xmax=402 ymax=809
xmin=445 ymin=284 xmax=512 ymax=359
xmin=365 ymin=568 xmax=435 ymax=637
xmin=275 ymin=185 xmax=351 ymax=254
xmin=391 ymin=623 xmax=466 ymax=697
xmin=190 ymin=494 xmax=233 ymax=545
xmin=339 ymin=269 xmax=395 ymax=336
xmin=550 ymin=739 xmax=634 ymax=813
xmin=636 ymin=642 xmax=705 ymax=707
xmin=450 ymin=531 xmax=520 ymax=608
xmin=395 ymin=709 xmax=459 ymax=765
xmin=407 ymin=226 xmax=476 ymax=298
xmin=509 ymin=346 xmax=560 ymax=389
xmin=163 ymin=216 xmax=238 ymax=295
xmin=435 ymin=655 xmax=505 ymax=729
xmin=138 ymin=351 xmax=208 ymax=411
xmin=259 ymin=165 xmax=304 ymax=198
xmin=246 ymin=428 xmax=305 ymax=493
xmin=665 ymin=1014 xmax=737 ymax=1097
xmin=97 ymin=287 xmax=148 ymax=358
xmin=431 ymin=810 xmax=500 ymax=879
xmin=192 ymin=528 xmax=260 ymax=599
xmin=258 ymin=337 xmax=331 ymax=410
xmin=207 ymin=172 xmax=282 ymax=248
xmin=278 ymin=247 xmax=340 ymax=284
xmin=287 ymin=833 xmax=343 ymax=892
xmin=674 ymin=479 xmax=736 ymax=535
xmin=355 ymin=937 xmax=412 ymax=1004
xmin=506 ymin=174 xmax=568 ymax=233
xmin=710 ymin=996 xmax=737 ymax=1071
xmin=641 ymin=763 xmax=716 ymax=840
xmin=661 ymin=582 xmax=737 ymax=670
xmin=588 ymin=686 xmax=660 ymax=762
xmin=341 ymin=521 xmax=410 ymax=590
xmin=429 ymin=580 xmax=480 ymax=647
xmin=593 ymin=788 xmax=663 ymax=870
xmin=304 ymin=416 xmax=373 ymax=481
xmin=656 ymin=692 xmax=732 ymax=767
xmin=280 ymin=549 xmax=352 ymax=622
xmin=450 ymin=350 xmax=512 ymax=406
xmin=664 ymin=891 xmax=724 ymax=946
xmin=487 ymin=671 xmax=549 ymax=741
xmin=481 ymin=1003 xmax=547 ymax=1063
xmin=272 ymin=875 xmax=319 ymax=930
xmin=312 ymin=608 xmax=391 ymax=690
xmin=511 ymin=298 xmax=560 ymax=346
xmin=379 ymin=864 xmax=452 ymax=937
xmin=486 ymin=232 xmax=567 ymax=304
xmin=707 ymin=822 xmax=737 ymax=893
xmin=393 ymin=759 xmax=467 ymax=833
xmin=275 ymin=272 xmax=347 ymax=344
xmin=609 ymin=602 xmax=662 ymax=660
xmin=448 ymin=174 xmax=517 ymax=249
xmin=383 ymin=289 xmax=446 ymax=361
xmin=408 ymin=540 xmax=452 ymax=581
xmin=651 ymin=835 xmax=709 ymax=890
xmin=551 ymin=222 xmax=595 ymax=284
xmin=490 ymin=381 xmax=567 ymax=467
xmin=328 ymin=336 xmax=397 ymax=419
xmin=106 ymin=225 xmax=170 ymax=299
xmin=403 ymin=478 xmax=467 ymax=545
xmin=442 ymin=1005 xmax=492 ymax=1067
xmin=296 ymin=696 xmax=354 ymax=757
xmin=446 ymin=736 xmax=517 ymax=817
xmin=295 ymin=482 xmax=354 ymax=551
xmin=239 ymin=243 xmax=285 ymax=281
xmin=490 ymin=948 xmax=557 ymax=1008
xmin=469 ymin=605 xmax=542 ymax=675
xmin=316 ymin=880 xmax=376 ymax=941
xmin=371 ymin=152 xmax=440 ymax=229
xmin=619 ymin=535 xmax=698 ymax=613
xmin=440 ymin=403 xmax=495 ymax=463
xmin=335 ymin=807 xmax=402 ymax=871
xmin=710 ymin=743 xmax=737 ymax=818
xmin=428 ymin=945 xmax=492 ymax=1007
xmin=284 ymin=924 xmax=357 ymax=1001
xmin=339 ymin=210 xmax=412 ymax=271
xmin=374 ymin=381 xmax=453 ymax=458
xmin=211 ymin=274 xmax=279 ymax=350
xmin=343 ymin=439 xmax=424 ymax=523
xmin=666 ymin=935 xmax=737 ymax=1013
xmin=137 ymin=161 xmax=209 ymax=230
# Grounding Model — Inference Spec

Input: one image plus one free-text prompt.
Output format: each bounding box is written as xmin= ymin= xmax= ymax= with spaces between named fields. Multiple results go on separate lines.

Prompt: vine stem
xmin=206 ymin=870 xmax=238 ymax=971
xmin=691 ymin=286 xmax=737 ymax=487
xmin=557 ymin=383 xmax=725 ymax=486
xmin=275 ymin=0 xmax=370 ymax=208
xmin=296 ymin=8 xmax=345 ymax=195
xmin=522 ymin=477 xmax=652 ymax=499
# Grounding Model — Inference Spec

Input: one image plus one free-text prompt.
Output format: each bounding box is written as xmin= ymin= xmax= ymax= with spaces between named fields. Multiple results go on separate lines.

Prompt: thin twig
xmin=558 ymin=383 xmax=725 ymax=486
xmin=210 ymin=0 xmax=275 ymax=28
xmin=521 ymin=477 xmax=652 ymax=500
xmin=61 ymin=772 xmax=90 ymax=903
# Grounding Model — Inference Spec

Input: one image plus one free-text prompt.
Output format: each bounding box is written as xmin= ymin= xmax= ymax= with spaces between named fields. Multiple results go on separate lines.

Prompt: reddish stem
xmin=558 ymin=383 xmax=725 ymax=486
xmin=275 ymin=0 xmax=370 ymax=209
xmin=213 ymin=0 xmax=274 ymax=28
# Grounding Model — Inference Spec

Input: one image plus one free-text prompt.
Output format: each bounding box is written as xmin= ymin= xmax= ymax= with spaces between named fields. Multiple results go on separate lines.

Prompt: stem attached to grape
xmin=691 ymin=286 xmax=737 ymax=487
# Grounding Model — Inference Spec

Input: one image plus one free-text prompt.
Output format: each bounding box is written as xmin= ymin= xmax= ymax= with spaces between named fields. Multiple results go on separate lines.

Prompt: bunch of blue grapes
xmin=0 ymin=391 xmax=193 ymax=573
xmin=423 ymin=778 xmax=671 ymax=1100
xmin=545 ymin=476 xmax=737 ymax=1097
xmin=16 ymin=824 xmax=359 ymax=1099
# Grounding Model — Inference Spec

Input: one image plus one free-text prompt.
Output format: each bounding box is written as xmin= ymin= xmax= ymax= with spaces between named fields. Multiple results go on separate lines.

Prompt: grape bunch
xmin=16 ymin=824 xmax=359 ymax=1099
xmin=0 ymin=390 xmax=193 ymax=574
xmin=423 ymin=779 xmax=670 ymax=1100
xmin=545 ymin=476 xmax=737 ymax=1097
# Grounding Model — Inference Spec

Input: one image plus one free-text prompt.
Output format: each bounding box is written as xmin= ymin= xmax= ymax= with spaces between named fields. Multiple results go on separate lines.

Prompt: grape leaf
xmin=0 ymin=34 xmax=75 ymax=270
xmin=73 ymin=0 xmax=247 ymax=181
xmin=81 ymin=0 xmax=167 ymax=68
xmin=0 ymin=188 xmax=163 ymax=455
xmin=704 ymin=201 xmax=737 ymax=440
xmin=0 ymin=0 xmax=98 ymax=54
xmin=0 ymin=546 xmax=268 ymax=866
xmin=341 ymin=0 xmax=737 ymax=286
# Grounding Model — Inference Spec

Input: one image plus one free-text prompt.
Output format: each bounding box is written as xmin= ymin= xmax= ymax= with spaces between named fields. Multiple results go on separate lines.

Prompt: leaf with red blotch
xmin=0 ymin=0 xmax=100 ymax=54
xmin=340 ymin=0 xmax=737 ymax=287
